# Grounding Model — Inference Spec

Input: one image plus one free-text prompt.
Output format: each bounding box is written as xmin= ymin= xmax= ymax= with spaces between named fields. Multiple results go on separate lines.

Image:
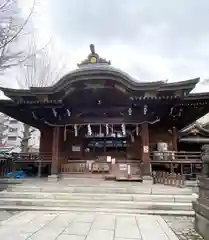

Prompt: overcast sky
xmin=15 ymin=0 xmax=209 ymax=92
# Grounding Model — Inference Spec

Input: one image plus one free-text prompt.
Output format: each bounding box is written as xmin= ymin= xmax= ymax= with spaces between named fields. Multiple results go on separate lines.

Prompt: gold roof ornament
xmin=77 ymin=44 xmax=111 ymax=67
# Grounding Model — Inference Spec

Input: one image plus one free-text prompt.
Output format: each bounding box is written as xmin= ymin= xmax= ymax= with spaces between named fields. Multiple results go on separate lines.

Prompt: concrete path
xmin=0 ymin=211 xmax=180 ymax=240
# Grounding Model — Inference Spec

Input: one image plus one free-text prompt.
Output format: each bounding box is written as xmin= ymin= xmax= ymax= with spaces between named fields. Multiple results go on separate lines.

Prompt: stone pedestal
xmin=193 ymin=145 xmax=209 ymax=240
xmin=48 ymin=174 xmax=60 ymax=182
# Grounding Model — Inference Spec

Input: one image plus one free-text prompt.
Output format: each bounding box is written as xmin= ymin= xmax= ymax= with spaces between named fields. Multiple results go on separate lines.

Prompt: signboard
xmin=107 ymin=156 xmax=112 ymax=162
xmin=143 ymin=145 xmax=149 ymax=153
xmin=72 ymin=145 xmax=81 ymax=152
xmin=119 ymin=164 xmax=127 ymax=171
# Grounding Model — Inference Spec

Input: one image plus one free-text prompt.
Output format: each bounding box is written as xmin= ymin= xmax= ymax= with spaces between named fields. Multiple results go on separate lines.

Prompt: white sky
xmin=6 ymin=0 xmax=209 ymax=93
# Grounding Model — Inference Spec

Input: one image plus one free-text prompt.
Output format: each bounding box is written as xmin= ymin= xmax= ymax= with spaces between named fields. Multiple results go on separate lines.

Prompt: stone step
xmin=0 ymin=198 xmax=193 ymax=211
xmin=0 ymin=191 xmax=197 ymax=203
xmin=7 ymin=185 xmax=193 ymax=195
xmin=0 ymin=204 xmax=195 ymax=216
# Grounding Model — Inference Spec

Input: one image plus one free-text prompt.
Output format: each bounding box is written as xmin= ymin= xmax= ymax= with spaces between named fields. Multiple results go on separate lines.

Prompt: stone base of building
xmin=193 ymin=176 xmax=209 ymax=240
xmin=194 ymin=212 xmax=209 ymax=240
xmin=48 ymin=174 xmax=60 ymax=182
xmin=143 ymin=175 xmax=153 ymax=181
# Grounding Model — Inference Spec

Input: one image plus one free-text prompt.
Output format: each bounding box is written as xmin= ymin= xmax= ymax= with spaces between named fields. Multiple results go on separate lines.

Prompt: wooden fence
xmin=152 ymin=171 xmax=185 ymax=186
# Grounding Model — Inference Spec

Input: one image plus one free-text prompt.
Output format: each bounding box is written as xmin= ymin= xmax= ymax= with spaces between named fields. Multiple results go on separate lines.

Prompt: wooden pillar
xmin=141 ymin=122 xmax=151 ymax=176
xmin=51 ymin=127 xmax=60 ymax=175
xmin=172 ymin=126 xmax=178 ymax=151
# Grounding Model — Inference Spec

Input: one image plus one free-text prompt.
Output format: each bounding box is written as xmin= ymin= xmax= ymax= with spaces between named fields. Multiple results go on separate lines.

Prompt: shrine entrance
xmin=60 ymin=123 xmax=143 ymax=179
xmin=83 ymin=133 xmax=127 ymax=160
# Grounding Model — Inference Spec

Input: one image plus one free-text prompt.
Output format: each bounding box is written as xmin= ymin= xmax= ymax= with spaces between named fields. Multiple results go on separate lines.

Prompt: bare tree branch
xmin=17 ymin=38 xmax=67 ymax=88
xmin=0 ymin=0 xmax=35 ymax=50
xmin=16 ymin=38 xmax=67 ymax=152
xmin=0 ymin=0 xmax=35 ymax=71
xmin=0 ymin=0 xmax=11 ymax=11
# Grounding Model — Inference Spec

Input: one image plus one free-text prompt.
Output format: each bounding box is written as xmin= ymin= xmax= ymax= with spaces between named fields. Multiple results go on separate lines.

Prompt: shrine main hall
xmin=0 ymin=44 xmax=208 ymax=179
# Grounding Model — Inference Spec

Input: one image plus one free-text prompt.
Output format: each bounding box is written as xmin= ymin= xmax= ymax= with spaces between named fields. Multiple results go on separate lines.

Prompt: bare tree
xmin=17 ymin=39 xmax=67 ymax=88
xmin=0 ymin=0 xmax=35 ymax=71
xmin=17 ymin=39 xmax=67 ymax=152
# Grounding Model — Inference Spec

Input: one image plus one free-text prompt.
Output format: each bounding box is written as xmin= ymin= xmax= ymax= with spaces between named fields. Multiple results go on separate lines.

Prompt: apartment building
xmin=0 ymin=114 xmax=40 ymax=152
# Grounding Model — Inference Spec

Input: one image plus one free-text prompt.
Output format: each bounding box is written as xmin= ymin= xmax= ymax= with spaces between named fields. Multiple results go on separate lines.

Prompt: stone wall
xmin=193 ymin=145 xmax=209 ymax=240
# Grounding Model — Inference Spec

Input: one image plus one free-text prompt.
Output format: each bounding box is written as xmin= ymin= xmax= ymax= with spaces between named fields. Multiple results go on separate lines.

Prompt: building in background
xmin=0 ymin=114 xmax=40 ymax=152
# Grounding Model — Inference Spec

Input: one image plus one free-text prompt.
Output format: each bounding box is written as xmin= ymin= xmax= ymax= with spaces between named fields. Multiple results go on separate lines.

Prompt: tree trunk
xmin=21 ymin=123 xmax=30 ymax=152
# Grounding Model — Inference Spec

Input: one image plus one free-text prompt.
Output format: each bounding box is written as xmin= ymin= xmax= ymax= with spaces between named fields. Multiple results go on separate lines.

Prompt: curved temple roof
xmin=0 ymin=44 xmax=202 ymax=99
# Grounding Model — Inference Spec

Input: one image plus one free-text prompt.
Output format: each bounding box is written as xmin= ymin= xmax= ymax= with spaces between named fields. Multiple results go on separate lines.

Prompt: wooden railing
xmin=12 ymin=152 xmax=52 ymax=163
xmin=152 ymin=171 xmax=185 ymax=186
xmin=61 ymin=160 xmax=142 ymax=175
xmin=150 ymin=151 xmax=202 ymax=163
xmin=61 ymin=160 xmax=86 ymax=173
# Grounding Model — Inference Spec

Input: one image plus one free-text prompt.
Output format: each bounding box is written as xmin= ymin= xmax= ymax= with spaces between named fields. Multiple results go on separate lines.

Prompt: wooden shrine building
xmin=0 ymin=44 xmax=209 ymax=179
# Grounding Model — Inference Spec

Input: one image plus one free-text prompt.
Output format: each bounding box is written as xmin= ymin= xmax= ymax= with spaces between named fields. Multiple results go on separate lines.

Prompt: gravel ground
xmin=163 ymin=216 xmax=204 ymax=240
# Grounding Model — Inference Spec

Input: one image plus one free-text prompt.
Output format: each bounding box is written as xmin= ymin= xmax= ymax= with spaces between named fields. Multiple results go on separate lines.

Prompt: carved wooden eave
xmin=179 ymin=122 xmax=209 ymax=137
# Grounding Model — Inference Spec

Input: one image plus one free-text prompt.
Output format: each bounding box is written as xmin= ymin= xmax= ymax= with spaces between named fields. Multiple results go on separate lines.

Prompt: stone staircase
xmin=0 ymin=178 xmax=197 ymax=216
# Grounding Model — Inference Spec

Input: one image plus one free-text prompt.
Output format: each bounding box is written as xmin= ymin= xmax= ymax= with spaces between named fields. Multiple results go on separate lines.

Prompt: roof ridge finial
xmin=77 ymin=44 xmax=111 ymax=67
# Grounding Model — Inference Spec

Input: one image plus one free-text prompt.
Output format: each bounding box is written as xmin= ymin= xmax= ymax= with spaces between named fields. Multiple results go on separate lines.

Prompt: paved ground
xmin=163 ymin=216 xmax=203 ymax=240
xmin=0 ymin=211 xmax=181 ymax=240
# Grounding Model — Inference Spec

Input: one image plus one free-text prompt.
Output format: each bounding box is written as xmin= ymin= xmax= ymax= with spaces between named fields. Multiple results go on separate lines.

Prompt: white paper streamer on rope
xmin=121 ymin=123 xmax=126 ymax=135
xmin=128 ymin=108 xmax=132 ymax=116
xmin=66 ymin=109 xmax=71 ymax=116
xmin=74 ymin=124 xmax=78 ymax=136
xmin=106 ymin=124 xmax=109 ymax=136
xmin=52 ymin=108 xmax=57 ymax=117
xmin=87 ymin=124 xmax=92 ymax=136
xmin=144 ymin=104 xmax=148 ymax=115
xmin=136 ymin=125 xmax=139 ymax=136
xmin=32 ymin=112 xmax=37 ymax=120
